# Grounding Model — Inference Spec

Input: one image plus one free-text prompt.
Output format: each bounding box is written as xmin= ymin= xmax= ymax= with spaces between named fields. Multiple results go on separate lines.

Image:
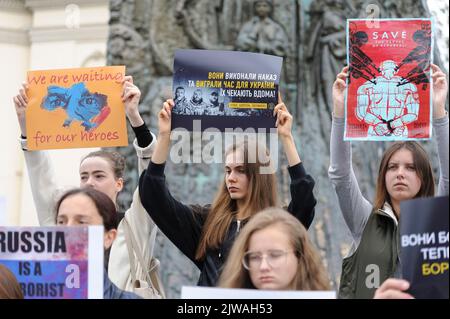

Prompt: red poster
xmin=345 ymin=19 xmax=433 ymax=141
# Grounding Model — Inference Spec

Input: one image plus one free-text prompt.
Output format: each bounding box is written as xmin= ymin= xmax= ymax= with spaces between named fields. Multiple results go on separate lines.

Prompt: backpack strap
xmin=148 ymin=221 xmax=158 ymax=263
xmin=122 ymin=217 xmax=156 ymax=287
xmin=123 ymin=218 xmax=138 ymax=286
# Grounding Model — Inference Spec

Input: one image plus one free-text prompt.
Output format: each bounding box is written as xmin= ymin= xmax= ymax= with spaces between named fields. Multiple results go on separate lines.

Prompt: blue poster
xmin=400 ymin=196 xmax=449 ymax=299
xmin=0 ymin=226 xmax=104 ymax=299
xmin=172 ymin=49 xmax=282 ymax=132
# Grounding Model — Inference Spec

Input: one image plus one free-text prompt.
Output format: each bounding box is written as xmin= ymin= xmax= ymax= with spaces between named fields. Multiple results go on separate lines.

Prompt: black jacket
xmin=138 ymin=161 xmax=316 ymax=287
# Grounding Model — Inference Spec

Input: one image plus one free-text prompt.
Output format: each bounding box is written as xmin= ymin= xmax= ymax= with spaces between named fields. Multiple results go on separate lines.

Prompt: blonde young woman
xmin=13 ymin=77 xmax=161 ymax=295
xmin=219 ymin=207 xmax=330 ymax=290
xmin=139 ymin=97 xmax=317 ymax=286
xmin=329 ymin=64 xmax=449 ymax=299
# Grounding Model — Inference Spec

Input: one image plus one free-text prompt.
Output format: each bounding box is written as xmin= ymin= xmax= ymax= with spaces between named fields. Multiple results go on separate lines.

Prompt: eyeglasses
xmin=242 ymin=249 xmax=293 ymax=270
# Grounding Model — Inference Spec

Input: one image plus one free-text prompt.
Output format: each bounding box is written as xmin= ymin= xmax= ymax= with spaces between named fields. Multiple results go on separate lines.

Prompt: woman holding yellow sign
xmin=13 ymin=75 xmax=164 ymax=298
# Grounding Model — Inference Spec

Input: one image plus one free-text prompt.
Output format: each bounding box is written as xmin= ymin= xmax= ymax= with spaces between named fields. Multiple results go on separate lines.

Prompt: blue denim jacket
xmin=103 ymin=272 xmax=141 ymax=299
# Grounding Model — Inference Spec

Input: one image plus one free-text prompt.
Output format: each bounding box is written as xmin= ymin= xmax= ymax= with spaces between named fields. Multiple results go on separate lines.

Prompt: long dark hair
xmin=55 ymin=188 xmax=118 ymax=230
xmin=195 ymin=140 xmax=278 ymax=260
xmin=374 ymin=141 xmax=435 ymax=211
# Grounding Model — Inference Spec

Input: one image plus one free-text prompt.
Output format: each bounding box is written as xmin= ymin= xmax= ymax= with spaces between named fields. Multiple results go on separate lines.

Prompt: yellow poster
xmin=26 ymin=66 xmax=128 ymax=150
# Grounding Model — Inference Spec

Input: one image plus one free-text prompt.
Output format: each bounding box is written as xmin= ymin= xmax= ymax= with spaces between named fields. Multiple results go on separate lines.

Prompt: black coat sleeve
xmin=131 ymin=121 xmax=153 ymax=148
xmin=138 ymin=161 xmax=206 ymax=268
xmin=285 ymin=162 xmax=317 ymax=229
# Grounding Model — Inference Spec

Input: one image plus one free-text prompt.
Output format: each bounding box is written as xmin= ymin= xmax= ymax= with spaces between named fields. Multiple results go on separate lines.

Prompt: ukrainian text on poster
xmin=172 ymin=49 xmax=282 ymax=132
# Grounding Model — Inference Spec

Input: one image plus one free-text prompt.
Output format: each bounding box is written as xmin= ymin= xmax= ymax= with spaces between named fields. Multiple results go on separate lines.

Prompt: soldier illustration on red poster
xmin=345 ymin=19 xmax=433 ymax=141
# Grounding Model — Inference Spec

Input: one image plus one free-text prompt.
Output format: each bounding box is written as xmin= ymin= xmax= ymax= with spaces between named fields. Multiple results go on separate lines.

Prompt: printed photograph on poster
xmin=0 ymin=226 xmax=104 ymax=299
xmin=26 ymin=66 xmax=129 ymax=150
xmin=400 ymin=196 xmax=449 ymax=299
xmin=172 ymin=49 xmax=282 ymax=132
xmin=345 ymin=19 xmax=433 ymax=141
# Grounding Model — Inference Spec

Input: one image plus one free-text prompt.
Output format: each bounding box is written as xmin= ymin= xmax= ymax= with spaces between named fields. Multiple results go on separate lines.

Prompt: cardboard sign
xmin=345 ymin=19 xmax=433 ymax=141
xmin=172 ymin=49 xmax=282 ymax=132
xmin=26 ymin=66 xmax=128 ymax=150
xmin=400 ymin=196 xmax=449 ymax=299
xmin=0 ymin=226 xmax=104 ymax=299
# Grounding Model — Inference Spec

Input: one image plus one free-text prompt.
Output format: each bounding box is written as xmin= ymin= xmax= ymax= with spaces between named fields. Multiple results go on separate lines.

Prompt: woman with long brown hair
xmin=329 ymin=64 xmax=449 ymax=299
xmin=139 ymin=96 xmax=316 ymax=286
xmin=219 ymin=207 xmax=330 ymax=290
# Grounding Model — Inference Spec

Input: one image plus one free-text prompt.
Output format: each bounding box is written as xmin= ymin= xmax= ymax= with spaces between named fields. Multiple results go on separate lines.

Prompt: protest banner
xmin=26 ymin=66 xmax=128 ymax=150
xmin=172 ymin=49 xmax=282 ymax=132
xmin=400 ymin=196 xmax=449 ymax=299
xmin=181 ymin=286 xmax=336 ymax=299
xmin=345 ymin=19 xmax=433 ymax=141
xmin=0 ymin=226 xmax=104 ymax=299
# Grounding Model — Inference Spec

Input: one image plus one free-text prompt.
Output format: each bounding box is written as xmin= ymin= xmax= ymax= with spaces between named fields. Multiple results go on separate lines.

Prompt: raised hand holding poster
xmin=26 ymin=66 xmax=128 ymax=150
xmin=345 ymin=19 xmax=433 ymax=141
xmin=0 ymin=226 xmax=104 ymax=299
xmin=172 ymin=49 xmax=282 ymax=132
xmin=400 ymin=196 xmax=449 ymax=299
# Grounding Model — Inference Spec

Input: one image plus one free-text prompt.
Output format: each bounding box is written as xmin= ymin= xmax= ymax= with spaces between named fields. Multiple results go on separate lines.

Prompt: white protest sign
xmin=181 ymin=286 xmax=336 ymax=299
xmin=0 ymin=225 xmax=104 ymax=299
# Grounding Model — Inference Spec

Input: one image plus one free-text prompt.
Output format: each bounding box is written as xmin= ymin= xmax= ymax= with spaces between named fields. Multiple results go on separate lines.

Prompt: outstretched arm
xmin=13 ymin=83 xmax=59 ymax=226
xmin=13 ymin=82 xmax=28 ymax=138
xmin=122 ymin=75 xmax=156 ymax=173
xmin=275 ymin=95 xmax=316 ymax=228
xmin=431 ymin=64 xmax=449 ymax=196
xmin=151 ymin=99 xmax=173 ymax=165
xmin=328 ymin=67 xmax=372 ymax=241
xmin=123 ymin=75 xmax=144 ymax=128
xmin=274 ymin=95 xmax=300 ymax=166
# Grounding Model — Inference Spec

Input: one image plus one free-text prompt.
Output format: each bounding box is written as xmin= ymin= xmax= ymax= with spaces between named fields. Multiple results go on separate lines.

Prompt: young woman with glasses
xmin=218 ymin=208 xmax=330 ymax=290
